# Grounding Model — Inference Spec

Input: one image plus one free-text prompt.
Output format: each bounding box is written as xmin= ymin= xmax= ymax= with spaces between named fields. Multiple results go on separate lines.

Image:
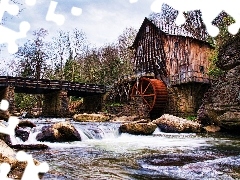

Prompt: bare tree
xmin=15 ymin=28 xmax=49 ymax=79
xmin=117 ymin=27 xmax=137 ymax=76
xmin=51 ymin=30 xmax=71 ymax=80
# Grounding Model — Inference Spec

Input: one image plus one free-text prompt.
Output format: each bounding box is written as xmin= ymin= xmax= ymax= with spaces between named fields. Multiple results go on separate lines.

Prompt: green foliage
xmin=70 ymin=96 xmax=83 ymax=102
xmin=15 ymin=93 xmax=38 ymax=110
xmin=208 ymin=12 xmax=234 ymax=78
xmin=186 ymin=116 xmax=197 ymax=121
xmin=208 ymin=48 xmax=224 ymax=78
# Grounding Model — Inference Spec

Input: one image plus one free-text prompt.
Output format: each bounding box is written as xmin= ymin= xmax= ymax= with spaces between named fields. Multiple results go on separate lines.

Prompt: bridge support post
xmin=83 ymin=95 xmax=103 ymax=113
xmin=0 ymin=86 xmax=15 ymax=119
xmin=42 ymin=90 xmax=69 ymax=117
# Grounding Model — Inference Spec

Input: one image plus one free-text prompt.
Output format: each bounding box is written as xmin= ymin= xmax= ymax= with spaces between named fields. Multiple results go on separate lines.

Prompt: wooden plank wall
xmin=133 ymin=22 xmax=167 ymax=79
xmin=162 ymin=35 xmax=211 ymax=84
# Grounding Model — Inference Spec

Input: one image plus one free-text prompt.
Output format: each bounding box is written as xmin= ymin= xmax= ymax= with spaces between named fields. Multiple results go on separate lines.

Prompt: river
xmin=12 ymin=118 xmax=240 ymax=180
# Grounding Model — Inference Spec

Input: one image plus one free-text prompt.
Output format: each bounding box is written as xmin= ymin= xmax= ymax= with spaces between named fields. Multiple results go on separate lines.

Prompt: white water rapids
xmin=9 ymin=118 xmax=240 ymax=179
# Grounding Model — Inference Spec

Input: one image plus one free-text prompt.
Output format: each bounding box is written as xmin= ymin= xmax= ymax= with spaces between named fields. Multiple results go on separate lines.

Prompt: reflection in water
xmin=17 ymin=119 xmax=240 ymax=180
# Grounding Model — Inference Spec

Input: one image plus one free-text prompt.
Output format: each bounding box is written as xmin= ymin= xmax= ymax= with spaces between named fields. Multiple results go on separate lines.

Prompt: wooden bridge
xmin=0 ymin=76 xmax=106 ymax=96
xmin=0 ymin=76 xmax=106 ymax=117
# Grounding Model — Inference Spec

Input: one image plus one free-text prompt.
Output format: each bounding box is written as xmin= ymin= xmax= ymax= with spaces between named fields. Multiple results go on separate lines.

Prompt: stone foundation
xmin=166 ymin=83 xmax=210 ymax=118
xmin=104 ymin=96 xmax=150 ymax=118
xmin=42 ymin=90 xmax=69 ymax=117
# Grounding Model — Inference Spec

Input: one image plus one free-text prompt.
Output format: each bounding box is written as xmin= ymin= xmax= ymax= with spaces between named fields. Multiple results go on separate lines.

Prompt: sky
xmin=3 ymin=0 xmax=156 ymax=49
xmin=0 ymin=0 xmax=157 ymax=72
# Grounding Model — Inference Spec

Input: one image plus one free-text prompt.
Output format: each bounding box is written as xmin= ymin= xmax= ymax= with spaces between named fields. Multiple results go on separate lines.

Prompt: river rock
xmin=217 ymin=111 xmax=240 ymax=131
xmin=152 ymin=114 xmax=201 ymax=133
xmin=119 ymin=119 xmax=157 ymax=135
xmin=36 ymin=122 xmax=81 ymax=142
xmin=0 ymin=110 xmax=10 ymax=121
xmin=14 ymin=120 xmax=36 ymax=143
xmin=197 ymin=33 xmax=240 ymax=132
xmin=73 ymin=113 xmax=110 ymax=122
xmin=18 ymin=120 xmax=36 ymax=128
xmin=203 ymin=125 xmax=221 ymax=133
xmin=15 ymin=128 xmax=29 ymax=142
xmin=10 ymin=144 xmax=49 ymax=150
xmin=0 ymin=139 xmax=41 ymax=179
xmin=110 ymin=115 xmax=138 ymax=122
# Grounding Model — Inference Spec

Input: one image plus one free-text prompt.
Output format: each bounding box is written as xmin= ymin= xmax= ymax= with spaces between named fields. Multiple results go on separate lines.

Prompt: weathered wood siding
xmin=163 ymin=35 xmax=212 ymax=85
xmin=132 ymin=18 xmax=167 ymax=80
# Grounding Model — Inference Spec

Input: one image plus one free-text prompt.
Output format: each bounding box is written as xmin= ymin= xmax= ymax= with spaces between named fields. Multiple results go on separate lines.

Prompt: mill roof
xmin=132 ymin=16 xmax=212 ymax=48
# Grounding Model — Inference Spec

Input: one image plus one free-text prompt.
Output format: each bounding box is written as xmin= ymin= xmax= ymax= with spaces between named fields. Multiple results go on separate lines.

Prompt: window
xmin=199 ymin=66 xmax=204 ymax=74
xmin=137 ymin=46 xmax=143 ymax=57
xmin=174 ymin=42 xmax=179 ymax=48
xmin=155 ymin=40 xmax=160 ymax=49
xmin=146 ymin=26 xmax=149 ymax=33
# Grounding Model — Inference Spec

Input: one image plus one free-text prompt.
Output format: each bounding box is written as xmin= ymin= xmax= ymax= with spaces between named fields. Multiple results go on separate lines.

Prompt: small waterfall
xmin=10 ymin=120 xmax=122 ymax=145
xmin=10 ymin=127 xmax=42 ymax=145
xmin=76 ymin=122 xmax=121 ymax=141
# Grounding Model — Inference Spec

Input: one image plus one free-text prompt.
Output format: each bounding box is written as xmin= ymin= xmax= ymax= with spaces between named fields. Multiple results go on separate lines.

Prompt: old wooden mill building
xmin=108 ymin=11 xmax=213 ymax=118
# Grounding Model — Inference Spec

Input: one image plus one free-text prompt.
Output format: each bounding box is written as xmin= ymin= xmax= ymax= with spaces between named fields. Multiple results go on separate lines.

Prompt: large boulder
xmin=15 ymin=128 xmax=29 ymax=142
xmin=36 ymin=122 xmax=81 ymax=142
xmin=17 ymin=120 xmax=36 ymax=128
xmin=197 ymin=33 xmax=240 ymax=132
xmin=119 ymin=120 xmax=157 ymax=135
xmin=73 ymin=113 xmax=110 ymax=122
xmin=152 ymin=114 xmax=201 ymax=133
xmin=217 ymin=34 xmax=240 ymax=70
xmin=217 ymin=111 xmax=240 ymax=131
xmin=14 ymin=120 xmax=36 ymax=142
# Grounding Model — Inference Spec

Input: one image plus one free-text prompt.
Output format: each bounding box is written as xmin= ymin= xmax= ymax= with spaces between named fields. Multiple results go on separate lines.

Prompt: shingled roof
xmin=149 ymin=8 xmax=209 ymax=41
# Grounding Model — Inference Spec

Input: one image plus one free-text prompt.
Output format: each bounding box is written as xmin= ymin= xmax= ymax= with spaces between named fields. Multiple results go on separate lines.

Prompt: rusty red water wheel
xmin=131 ymin=77 xmax=168 ymax=113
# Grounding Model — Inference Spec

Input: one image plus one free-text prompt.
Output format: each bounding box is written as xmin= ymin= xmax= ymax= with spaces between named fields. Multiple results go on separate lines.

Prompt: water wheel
xmin=131 ymin=77 xmax=168 ymax=114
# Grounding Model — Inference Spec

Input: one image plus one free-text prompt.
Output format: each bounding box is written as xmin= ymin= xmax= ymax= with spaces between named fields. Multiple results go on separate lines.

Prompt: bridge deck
xmin=0 ymin=76 xmax=106 ymax=96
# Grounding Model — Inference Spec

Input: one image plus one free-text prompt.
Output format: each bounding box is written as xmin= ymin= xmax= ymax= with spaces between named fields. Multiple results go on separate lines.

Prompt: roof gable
xmin=132 ymin=16 xmax=212 ymax=49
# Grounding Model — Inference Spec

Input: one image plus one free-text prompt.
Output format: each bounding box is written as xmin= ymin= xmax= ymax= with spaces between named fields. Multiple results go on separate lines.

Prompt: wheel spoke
xmin=142 ymin=82 xmax=151 ymax=95
xmin=133 ymin=84 xmax=141 ymax=95
xmin=143 ymin=94 xmax=155 ymax=97
xmin=142 ymin=96 xmax=153 ymax=109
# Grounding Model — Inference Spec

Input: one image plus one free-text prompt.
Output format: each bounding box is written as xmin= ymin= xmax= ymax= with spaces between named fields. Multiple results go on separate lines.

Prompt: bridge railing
xmin=0 ymin=76 xmax=106 ymax=94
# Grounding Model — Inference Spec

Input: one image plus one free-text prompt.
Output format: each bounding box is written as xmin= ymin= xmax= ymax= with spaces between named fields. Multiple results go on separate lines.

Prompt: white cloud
xmin=0 ymin=0 xmax=155 ymax=57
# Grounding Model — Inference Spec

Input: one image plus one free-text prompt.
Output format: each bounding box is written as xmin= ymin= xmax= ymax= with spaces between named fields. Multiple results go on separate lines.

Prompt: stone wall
xmin=82 ymin=95 xmax=104 ymax=113
xmin=198 ymin=33 xmax=240 ymax=132
xmin=104 ymin=96 xmax=150 ymax=118
xmin=166 ymin=83 xmax=209 ymax=118
xmin=42 ymin=90 xmax=69 ymax=117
